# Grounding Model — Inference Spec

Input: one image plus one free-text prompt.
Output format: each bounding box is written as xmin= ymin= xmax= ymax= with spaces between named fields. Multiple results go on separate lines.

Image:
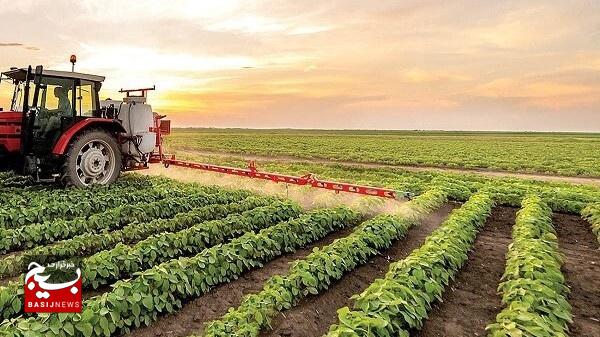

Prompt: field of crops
xmin=0 ymin=160 xmax=598 ymax=337
xmin=166 ymin=129 xmax=600 ymax=177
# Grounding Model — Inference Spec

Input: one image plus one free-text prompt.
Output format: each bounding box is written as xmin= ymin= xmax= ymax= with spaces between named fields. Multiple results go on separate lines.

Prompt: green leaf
xmin=64 ymin=322 xmax=75 ymax=335
xmin=76 ymin=322 xmax=94 ymax=337
xmin=132 ymin=302 xmax=141 ymax=317
xmin=11 ymin=298 xmax=21 ymax=313
xmin=142 ymin=296 xmax=153 ymax=310
xmin=99 ymin=316 xmax=110 ymax=336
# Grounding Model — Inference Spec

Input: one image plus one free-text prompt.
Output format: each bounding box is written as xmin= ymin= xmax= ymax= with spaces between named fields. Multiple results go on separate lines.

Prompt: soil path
xmin=174 ymin=148 xmax=600 ymax=187
xmin=0 ymin=275 xmax=18 ymax=287
xmin=554 ymin=213 xmax=600 ymax=337
xmin=124 ymin=225 xmax=357 ymax=337
xmin=414 ymin=206 xmax=516 ymax=337
xmin=124 ymin=203 xmax=457 ymax=337
xmin=258 ymin=203 xmax=458 ymax=337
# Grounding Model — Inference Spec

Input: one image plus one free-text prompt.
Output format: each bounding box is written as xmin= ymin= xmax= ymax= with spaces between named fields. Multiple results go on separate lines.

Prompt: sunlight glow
xmin=0 ymin=1 xmax=599 ymax=130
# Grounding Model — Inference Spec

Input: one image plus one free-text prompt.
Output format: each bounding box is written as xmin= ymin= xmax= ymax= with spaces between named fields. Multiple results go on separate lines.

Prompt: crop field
xmin=166 ymin=129 xmax=600 ymax=177
xmin=0 ymin=142 xmax=599 ymax=337
xmin=5 ymin=0 xmax=600 ymax=336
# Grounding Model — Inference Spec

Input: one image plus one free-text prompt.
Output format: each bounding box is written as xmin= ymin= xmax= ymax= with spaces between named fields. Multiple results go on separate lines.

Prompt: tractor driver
xmin=43 ymin=86 xmax=71 ymax=137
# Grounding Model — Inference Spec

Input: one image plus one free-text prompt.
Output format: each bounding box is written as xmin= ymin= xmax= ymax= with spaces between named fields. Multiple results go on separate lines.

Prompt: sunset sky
xmin=1 ymin=0 xmax=599 ymax=131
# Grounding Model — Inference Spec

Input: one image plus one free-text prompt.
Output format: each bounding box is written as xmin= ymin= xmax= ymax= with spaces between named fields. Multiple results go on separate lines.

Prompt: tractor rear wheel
xmin=61 ymin=130 xmax=122 ymax=187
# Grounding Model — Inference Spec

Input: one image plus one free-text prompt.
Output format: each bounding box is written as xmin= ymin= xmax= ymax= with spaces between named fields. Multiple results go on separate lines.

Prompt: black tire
xmin=61 ymin=129 xmax=122 ymax=187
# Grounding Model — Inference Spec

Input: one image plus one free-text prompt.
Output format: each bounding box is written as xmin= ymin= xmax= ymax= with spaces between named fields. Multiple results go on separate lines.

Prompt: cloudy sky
xmin=1 ymin=0 xmax=599 ymax=131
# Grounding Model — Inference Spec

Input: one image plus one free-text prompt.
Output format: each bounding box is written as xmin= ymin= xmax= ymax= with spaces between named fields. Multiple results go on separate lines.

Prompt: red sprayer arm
xmin=162 ymin=158 xmax=412 ymax=200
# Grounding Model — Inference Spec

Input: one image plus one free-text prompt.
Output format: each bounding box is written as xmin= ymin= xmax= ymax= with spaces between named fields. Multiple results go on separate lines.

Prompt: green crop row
xmin=0 ymin=174 xmax=156 ymax=208
xmin=0 ymin=185 xmax=247 ymax=253
xmin=0 ymin=171 xmax=17 ymax=182
xmin=581 ymin=203 xmax=600 ymax=244
xmin=0 ymin=172 xmax=33 ymax=188
xmin=201 ymin=188 xmax=447 ymax=337
xmin=0 ymin=176 xmax=210 ymax=229
xmin=0 ymin=189 xmax=251 ymax=278
xmin=0 ymin=185 xmax=43 ymax=204
xmin=0 ymin=206 xmax=360 ymax=337
xmin=486 ymin=195 xmax=571 ymax=337
xmin=324 ymin=192 xmax=494 ymax=337
xmin=81 ymin=198 xmax=295 ymax=289
xmin=0 ymin=197 xmax=289 ymax=322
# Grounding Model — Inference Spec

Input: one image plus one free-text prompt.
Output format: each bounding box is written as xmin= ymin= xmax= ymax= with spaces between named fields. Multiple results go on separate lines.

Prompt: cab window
xmin=34 ymin=77 xmax=75 ymax=138
xmin=39 ymin=78 xmax=74 ymax=115
xmin=77 ymin=80 xmax=96 ymax=117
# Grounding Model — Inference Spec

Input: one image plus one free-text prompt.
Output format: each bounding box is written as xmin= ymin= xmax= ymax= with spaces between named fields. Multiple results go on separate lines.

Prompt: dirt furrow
xmin=259 ymin=203 xmax=459 ymax=337
xmin=553 ymin=213 xmax=600 ymax=337
xmin=413 ymin=206 xmax=516 ymax=337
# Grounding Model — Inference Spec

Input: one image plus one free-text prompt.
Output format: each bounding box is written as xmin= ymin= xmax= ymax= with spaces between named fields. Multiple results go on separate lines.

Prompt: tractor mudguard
xmin=52 ymin=118 xmax=126 ymax=155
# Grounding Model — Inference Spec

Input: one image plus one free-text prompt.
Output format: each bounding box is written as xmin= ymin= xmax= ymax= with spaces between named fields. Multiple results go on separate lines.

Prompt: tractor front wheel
xmin=62 ymin=130 xmax=122 ymax=187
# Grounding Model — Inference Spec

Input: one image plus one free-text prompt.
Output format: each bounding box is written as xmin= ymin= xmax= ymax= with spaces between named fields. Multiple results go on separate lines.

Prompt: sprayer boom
xmin=161 ymin=158 xmax=412 ymax=200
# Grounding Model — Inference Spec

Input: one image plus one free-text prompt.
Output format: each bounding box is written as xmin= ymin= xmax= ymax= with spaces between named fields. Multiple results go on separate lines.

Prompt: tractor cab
xmin=1 ymin=66 xmax=106 ymax=155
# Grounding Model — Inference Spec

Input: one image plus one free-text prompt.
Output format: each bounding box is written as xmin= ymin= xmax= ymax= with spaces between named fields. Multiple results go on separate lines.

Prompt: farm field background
xmin=1 ymin=127 xmax=600 ymax=337
xmin=166 ymin=129 xmax=600 ymax=177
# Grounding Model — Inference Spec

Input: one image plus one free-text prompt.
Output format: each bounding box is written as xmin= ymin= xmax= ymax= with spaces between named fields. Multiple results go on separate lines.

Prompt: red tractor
xmin=0 ymin=65 xmax=170 ymax=187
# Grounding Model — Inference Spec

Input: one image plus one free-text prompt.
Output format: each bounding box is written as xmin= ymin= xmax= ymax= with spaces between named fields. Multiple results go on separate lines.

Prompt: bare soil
xmin=259 ymin=203 xmax=459 ymax=337
xmin=0 ymin=275 xmax=19 ymax=287
xmin=124 ymin=225 xmax=357 ymax=337
xmin=413 ymin=206 xmax=516 ymax=337
xmin=553 ymin=213 xmax=600 ymax=337
xmin=175 ymin=148 xmax=600 ymax=187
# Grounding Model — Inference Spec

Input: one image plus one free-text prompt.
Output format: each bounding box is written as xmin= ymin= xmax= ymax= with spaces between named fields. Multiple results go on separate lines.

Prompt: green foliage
xmin=486 ymin=195 xmax=572 ymax=337
xmin=325 ymin=192 xmax=494 ymax=336
xmin=0 ymin=189 xmax=252 ymax=278
xmin=407 ymin=188 xmax=448 ymax=215
xmin=81 ymin=198 xmax=299 ymax=289
xmin=201 ymin=188 xmax=447 ymax=337
xmin=0 ymin=176 xmax=185 ymax=228
xmin=0 ymin=196 xmax=284 ymax=321
xmin=167 ymin=129 xmax=600 ymax=177
xmin=0 ymin=174 xmax=154 ymax=207
xmin=428 ymin=176 xmax=476 ymax=201
xmin=581 ymin=202 xmax=600 ymax=245
xmin=0 ymin=172 xmax=34 ymax=188
xmin=0 ymin=206 xmax=361 ymax=337
xmin=0 ymin=184 xmax=233 ymax=253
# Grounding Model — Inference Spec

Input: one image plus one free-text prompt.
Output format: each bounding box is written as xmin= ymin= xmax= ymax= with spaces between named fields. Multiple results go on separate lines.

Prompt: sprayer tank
xmin=100 ymin=99 xmax=156 ymax=156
